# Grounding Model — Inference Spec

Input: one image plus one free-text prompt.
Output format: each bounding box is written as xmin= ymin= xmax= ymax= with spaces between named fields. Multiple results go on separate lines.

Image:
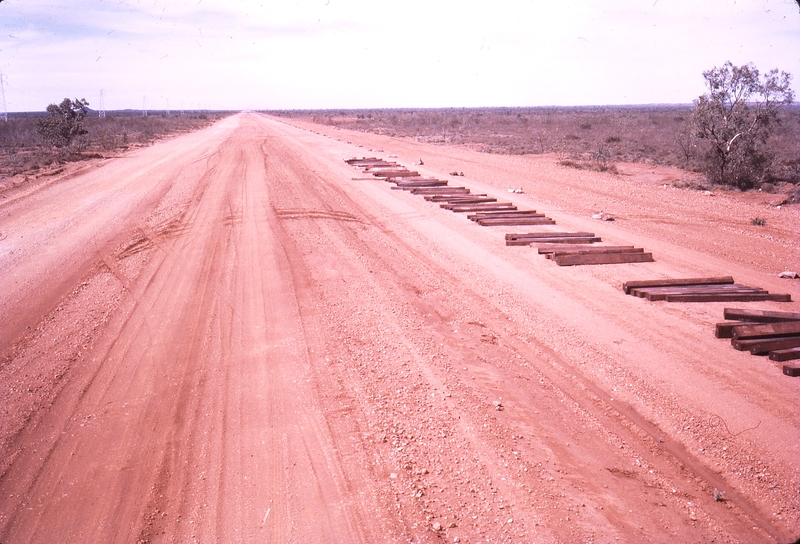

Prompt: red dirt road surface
xmin=0 ymin=113 xmax=798 ymax=543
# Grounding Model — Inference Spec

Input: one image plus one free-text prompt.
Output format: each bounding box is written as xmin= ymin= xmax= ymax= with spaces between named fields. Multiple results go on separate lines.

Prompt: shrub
xmin=35 ymin=98 xmax=89 ymax=149
xmin=691 ymin=62 xmax=794 ymax=189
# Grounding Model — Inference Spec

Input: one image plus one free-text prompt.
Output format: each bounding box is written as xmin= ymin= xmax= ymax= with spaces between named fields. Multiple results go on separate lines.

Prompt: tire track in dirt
xmin=243 ymin=115 xmax=787 ymax=542
xmin=260 ymin=113 xmax=796 ymax=539
xmin=0 ymin=117 xmax=401 ymax=542
xmin=0 ymin=113 xmax=796 ymax=543
xmin=0 ymin=124 xmax=228 ymax=358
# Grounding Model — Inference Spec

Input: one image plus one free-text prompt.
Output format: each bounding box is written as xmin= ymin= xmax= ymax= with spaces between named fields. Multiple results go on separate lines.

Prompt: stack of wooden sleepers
xmin=506 ymin=232 xmax=653 ymax=266
xmin=345 ymin=157 xmax=556 ymax=227
xmin=506 ymin=232 xmax=600 ymax=246
xmin=346 ymin=157 xmax=654 ymax=264
xmin=715 ymin=308 xmax=800 ymax=376
xmin=345 ymin=157 xmax=419 ymax=179
xmin=623 ymin=277 xmax=792 ymax=302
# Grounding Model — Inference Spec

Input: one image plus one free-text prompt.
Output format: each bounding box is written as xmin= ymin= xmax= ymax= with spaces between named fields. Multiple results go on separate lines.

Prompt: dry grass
xmin=269 ymin=105 xmax=800 ymax=186
xmin=0 ymin=111 xmax=231 ymax=178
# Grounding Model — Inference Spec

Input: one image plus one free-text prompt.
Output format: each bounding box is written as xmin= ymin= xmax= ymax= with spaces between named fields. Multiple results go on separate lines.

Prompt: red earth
xmin=0 ymin=112 xmax=798 ymax=543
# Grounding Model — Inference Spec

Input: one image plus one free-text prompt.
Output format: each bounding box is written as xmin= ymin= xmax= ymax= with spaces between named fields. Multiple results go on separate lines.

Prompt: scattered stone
xmin=432 ymin=522 xmax=442 ymax=531
xmin=592 ymin=212 xmax=615 ymax=221
xmin=778 ymin=271 xmax=799 ymax=279
xmin=493 ymin=400 xmax=504 ymax=411
xmin=507 ymin=187 xmax=524 ymax=194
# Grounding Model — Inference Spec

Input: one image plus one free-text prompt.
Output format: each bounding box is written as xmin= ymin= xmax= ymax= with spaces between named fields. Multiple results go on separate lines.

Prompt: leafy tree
xmin=36 ymin=98 xmax=90 ymax=149
xmin=690 ymin=62 xmax=794 ymax=189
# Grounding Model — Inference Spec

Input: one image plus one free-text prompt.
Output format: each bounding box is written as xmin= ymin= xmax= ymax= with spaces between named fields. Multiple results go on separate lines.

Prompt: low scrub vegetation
xmin=0 ymin=109 xmax=229 ymax=180
xmin=271 ymin=101 xmax=800 ymax=190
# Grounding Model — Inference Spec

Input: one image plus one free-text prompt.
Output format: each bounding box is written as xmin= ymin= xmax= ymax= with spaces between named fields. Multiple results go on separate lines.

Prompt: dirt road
xmin=0 ymin=113 xmax=797 ymax=543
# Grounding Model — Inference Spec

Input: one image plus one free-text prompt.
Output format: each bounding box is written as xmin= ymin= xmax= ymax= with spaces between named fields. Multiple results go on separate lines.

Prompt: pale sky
xmin=1 ymin=0 xmax=798 ymax=112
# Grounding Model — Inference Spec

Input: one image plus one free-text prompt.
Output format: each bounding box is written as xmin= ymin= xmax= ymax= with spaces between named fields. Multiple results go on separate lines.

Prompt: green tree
xmin=690 ymin=62 xmax=794 ymax=189
xmin=36 ymin=98 xmax=90 ymax=149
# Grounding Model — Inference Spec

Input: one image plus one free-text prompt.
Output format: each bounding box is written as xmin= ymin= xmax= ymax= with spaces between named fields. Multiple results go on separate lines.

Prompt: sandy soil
xmin=0 ymin=112 xmax=798 ymax=543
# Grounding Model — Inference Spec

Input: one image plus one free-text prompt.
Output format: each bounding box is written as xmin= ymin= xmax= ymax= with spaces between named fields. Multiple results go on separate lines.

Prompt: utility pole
xmin=142 ymin=96 xmax=147 ymax=117
xmin=0 ymin=73 xmax=7 ymax=122
xmin=99 ymin=89 xmax=106 ymax=118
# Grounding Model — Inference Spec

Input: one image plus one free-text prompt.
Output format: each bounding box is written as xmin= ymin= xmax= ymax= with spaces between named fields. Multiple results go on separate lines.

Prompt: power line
xmin=0 ymin=73 xmax=7 ymax=122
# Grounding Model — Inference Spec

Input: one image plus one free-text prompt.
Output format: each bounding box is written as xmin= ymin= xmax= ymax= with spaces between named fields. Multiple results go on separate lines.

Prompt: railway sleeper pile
xmin=714 ymin=308 xmax=800 ymax=377
xmin=345 ymin=159 xmax=798 ymax=376
xmin=506 ymin=232 xmax=653 ymax=266
xmin=623 ymin=277 xmax=792 ymax=302
xmin=347 ymin=157 xmax=652 ymax=264
xmin=346 ymin=157 xmax=556 ymax=227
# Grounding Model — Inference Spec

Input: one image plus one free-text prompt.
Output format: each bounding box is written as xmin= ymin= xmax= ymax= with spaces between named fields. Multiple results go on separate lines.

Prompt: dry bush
xmin=672 ymin=177 xmax=710 ymax=191
xmin=271 ymin=105 xmax=800 ymax=188
xmin=0 ymin=111 xmax=229 ymax=179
